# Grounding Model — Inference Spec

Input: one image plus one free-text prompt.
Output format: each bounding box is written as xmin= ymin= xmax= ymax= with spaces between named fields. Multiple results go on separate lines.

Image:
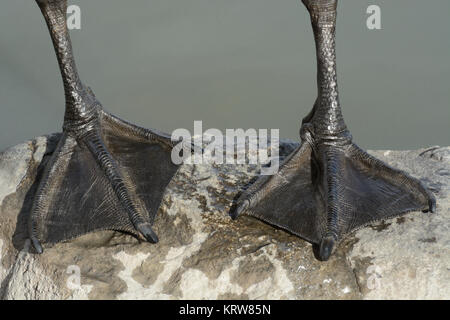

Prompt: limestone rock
xmin=0 ymin=135 xmax=449 ymax=300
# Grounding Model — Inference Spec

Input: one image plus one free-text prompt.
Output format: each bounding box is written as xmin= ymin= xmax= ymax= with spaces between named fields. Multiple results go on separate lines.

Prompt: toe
xmin=319 ymin=236 xmax=335 ymax=261
xmin=31 ymin=237 xmax=44 ymax=254
xmin=422 ymin=194 xmax=437 ymax=213
xmin=429 ymin=196 xmax=437 ymax=213
xmin=137 ymin=223 xmax=159 ymax=243
xmin=230 ymin=200 xmax=249 ymax=220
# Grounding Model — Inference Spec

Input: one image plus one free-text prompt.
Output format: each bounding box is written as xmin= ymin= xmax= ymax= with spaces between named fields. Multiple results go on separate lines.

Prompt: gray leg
xmin=29 ymin=0 xmax=179 ymax=253
xmin=231 ymin=0 xmax=435 ymax=261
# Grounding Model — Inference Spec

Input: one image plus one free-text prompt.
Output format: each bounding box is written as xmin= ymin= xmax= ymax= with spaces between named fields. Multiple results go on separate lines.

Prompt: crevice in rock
xmin=351 ymin=267 xmax=363 ymax=295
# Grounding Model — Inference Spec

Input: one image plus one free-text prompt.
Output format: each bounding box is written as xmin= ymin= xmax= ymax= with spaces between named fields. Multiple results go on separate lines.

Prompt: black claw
xmin=318 ymin=236 xmax=335 ymax=261
xmin=423 ymin=196 xmax=437 ymax=213
xmin=429 ymin=197 xmax=436 ymax=213
xmin=231 ymin=200 xmax=249 ymax=220
xmin=31 ymin=238 xmax=44 ymax=254
xmin=138 ymin=223 xmax=159 ymax=243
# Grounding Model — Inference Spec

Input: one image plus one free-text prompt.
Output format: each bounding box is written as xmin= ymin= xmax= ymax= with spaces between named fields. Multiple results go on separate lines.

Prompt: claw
xmin=429 ymin=197 xmax=437 ymax=213
xmin=422 ymin=194 xmax=437 ymax=213
xmin=31 ymin=237 xmax=44 ymax=254
xmin=319 ymin=235 xmax=335 ymax=261
xmin=231 ymin=200 xmax=249 ymax=220
xmin=137 ymin=223 xmax=159 ymax=243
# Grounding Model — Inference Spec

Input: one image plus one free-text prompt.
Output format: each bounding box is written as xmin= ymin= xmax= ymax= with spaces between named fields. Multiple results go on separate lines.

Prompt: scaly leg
xmin=231 ymin=0 xmax=435 ymax=261
xmin=29 ymin=0 xmax=180 ymax=253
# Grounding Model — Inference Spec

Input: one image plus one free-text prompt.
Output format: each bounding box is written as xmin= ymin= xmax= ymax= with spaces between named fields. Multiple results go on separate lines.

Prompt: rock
xmin=0 ymin=135 xmax=449 ymax=300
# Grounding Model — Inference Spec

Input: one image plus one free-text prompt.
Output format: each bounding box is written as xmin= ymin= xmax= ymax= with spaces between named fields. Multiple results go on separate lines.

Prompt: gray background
xmin=1 ymin=0 xmax=449 ymax=151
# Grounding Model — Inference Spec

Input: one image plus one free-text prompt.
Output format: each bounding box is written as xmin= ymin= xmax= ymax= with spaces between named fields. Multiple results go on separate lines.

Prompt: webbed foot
xmin=232 ymin=0 xmax=436 ymax=261
xmin=29 ymin=99 xmax=179 ymax=253
xmin=29 ymin=0 xmax=180 ymax=253
xmin=232 ymin=127 xmax=435 ymax=261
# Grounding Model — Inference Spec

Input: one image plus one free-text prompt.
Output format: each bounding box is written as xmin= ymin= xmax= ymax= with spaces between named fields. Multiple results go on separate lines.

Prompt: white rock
xmin=0 ymin=136 xmax=449 ymax=300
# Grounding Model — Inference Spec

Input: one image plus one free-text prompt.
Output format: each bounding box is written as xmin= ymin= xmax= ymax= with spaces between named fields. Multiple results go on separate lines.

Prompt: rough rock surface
xmin=0 ymin=134 xmax=449 ymax=300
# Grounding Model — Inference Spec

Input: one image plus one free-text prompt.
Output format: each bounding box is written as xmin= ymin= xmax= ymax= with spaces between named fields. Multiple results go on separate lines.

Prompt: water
xmin=1 ymin=0 xmax=449 ymax=151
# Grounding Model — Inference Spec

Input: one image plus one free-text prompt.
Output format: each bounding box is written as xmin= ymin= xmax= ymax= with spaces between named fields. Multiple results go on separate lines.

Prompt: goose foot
xmin=231 ymin=124 xmax=435 ymax=261
xmin=28 ymin=90 xmax=179 ymax=253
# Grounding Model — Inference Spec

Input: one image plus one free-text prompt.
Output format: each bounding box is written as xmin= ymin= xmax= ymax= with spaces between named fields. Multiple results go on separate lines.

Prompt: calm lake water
xmin=1 ymin=0 xmax=449 ymax=151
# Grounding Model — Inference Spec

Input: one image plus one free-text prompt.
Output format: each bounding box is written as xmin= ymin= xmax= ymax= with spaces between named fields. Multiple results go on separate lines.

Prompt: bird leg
xmin=29 ymin=0 xmax=180 ymax=253
xmin=231 ymin=0 xmax=435 ymax=261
